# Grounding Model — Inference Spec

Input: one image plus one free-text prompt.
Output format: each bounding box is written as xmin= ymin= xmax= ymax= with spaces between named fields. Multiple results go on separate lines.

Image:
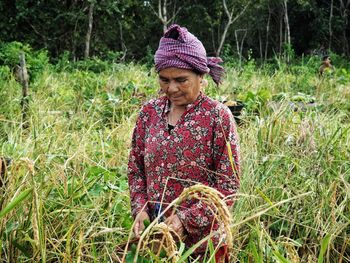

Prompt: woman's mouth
xmin=170 ymin=94 xmax=183 ymax=100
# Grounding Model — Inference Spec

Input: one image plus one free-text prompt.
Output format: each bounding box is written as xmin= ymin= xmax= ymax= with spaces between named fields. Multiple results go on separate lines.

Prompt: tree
xmin=217 ymin=0 xmax=251 ymax=56
xmin=84 ymin=1 xmax=95 ymax=58
xmin=283 ymin=0 xmax=291 ymax=62
xmin=338 ymin=0 xmax=350 ymax=55
xmin=146 ymin=0 xmax=182 ymax=32
xmin=329 ymin=0 xmax=334 ymax=50
xmin=0 ymin=0 xmax=349 ymax=61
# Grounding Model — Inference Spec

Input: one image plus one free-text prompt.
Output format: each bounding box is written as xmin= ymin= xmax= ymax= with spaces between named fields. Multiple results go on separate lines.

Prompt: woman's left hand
xmin=165 ymin=214 xmax=185 ymax=239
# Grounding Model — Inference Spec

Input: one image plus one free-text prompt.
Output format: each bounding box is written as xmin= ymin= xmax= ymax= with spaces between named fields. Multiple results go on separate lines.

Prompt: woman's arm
xmin=128 ymin=107 xmax=150 ymax=218
xmin=211 ymin=106 xmax=240 ymax=203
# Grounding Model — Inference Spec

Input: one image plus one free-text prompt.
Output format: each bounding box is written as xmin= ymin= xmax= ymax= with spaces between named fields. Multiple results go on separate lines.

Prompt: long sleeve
xmin=176 ymin=105 xmax=240 ymax=250
xmin=211 ymin=106 xmax=240 ymax=203
xmin=128 ymin=107 xmax=149 ymax=218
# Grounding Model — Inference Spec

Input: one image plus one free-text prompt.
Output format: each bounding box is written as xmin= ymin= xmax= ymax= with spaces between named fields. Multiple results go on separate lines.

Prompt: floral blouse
xmin=128 ymin=93 xmax=240 ymax=253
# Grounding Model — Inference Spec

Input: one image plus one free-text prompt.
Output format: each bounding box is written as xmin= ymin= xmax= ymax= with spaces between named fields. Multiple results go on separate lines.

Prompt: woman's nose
xmin=167 ymin=81 xmax=179 ymax=93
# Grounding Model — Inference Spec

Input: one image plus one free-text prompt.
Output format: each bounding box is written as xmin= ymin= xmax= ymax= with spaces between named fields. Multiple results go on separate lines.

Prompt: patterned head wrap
xmin=154 ymin=24 xmax=225 ymax=85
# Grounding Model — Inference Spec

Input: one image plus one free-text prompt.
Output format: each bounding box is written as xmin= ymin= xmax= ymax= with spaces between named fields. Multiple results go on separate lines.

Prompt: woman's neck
xmin=168 ymin=105 xmax=186 ymax=125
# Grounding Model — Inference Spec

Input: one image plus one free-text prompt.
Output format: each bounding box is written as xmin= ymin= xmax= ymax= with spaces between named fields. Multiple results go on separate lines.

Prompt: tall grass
xmin=0 ymin=58 xmax=349 ymax=262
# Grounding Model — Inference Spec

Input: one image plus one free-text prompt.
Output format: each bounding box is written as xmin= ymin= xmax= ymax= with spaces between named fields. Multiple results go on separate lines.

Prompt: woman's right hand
xmin=133 ymin=211 xmax=150 ymax=238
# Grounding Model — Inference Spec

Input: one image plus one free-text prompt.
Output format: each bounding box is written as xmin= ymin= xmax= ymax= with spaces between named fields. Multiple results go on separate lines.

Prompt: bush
xmin=0 ymin=41 xmax=50 ymax=81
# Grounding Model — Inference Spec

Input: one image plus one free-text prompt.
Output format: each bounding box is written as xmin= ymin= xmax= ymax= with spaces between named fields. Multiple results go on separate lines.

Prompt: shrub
xmin=0 ymin=41 xmax=50 ymax=81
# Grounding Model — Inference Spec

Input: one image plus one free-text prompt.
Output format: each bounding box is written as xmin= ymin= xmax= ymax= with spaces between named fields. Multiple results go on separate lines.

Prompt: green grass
xmin=0 ymin=58 xmax=349 ymax=262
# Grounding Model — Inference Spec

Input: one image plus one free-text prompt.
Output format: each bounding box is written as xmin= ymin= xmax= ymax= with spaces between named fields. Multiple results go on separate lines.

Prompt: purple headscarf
xmin=154 ymin=24 xmax=225 ymax=85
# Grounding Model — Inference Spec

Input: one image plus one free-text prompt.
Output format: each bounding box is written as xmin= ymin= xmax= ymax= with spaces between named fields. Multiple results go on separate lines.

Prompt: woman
xmin=128 ymin=24 xmax=240 ymax=262
xmin=319 ymin=55 xmax=334 ymax=76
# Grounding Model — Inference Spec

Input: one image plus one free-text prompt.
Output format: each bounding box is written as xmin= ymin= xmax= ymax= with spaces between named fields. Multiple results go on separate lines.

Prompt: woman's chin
xmin=170 ymin=97 xmax=185 ymax=105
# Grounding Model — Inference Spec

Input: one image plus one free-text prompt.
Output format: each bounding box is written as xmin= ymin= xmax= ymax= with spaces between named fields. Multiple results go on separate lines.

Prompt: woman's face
xmin=158 ymin=67 xmax=203 ymax=107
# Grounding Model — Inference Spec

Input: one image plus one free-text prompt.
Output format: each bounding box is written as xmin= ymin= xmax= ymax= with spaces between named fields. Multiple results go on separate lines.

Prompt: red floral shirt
xmin=128 ymin=93 xmax=240 ymax=253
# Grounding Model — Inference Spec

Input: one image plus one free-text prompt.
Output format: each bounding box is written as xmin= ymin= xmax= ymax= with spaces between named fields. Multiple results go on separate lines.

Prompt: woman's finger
xmin=134 ymin=221 xmax=140 ymax=237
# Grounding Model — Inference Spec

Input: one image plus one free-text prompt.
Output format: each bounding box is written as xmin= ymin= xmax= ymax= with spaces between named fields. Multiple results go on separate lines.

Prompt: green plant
xmin=0 ymin=41 xmax=50 ymax=80
xmin=240 ymin=89 xmax=272 ymax=113
xmin=0 ymin=59 xmax=349 ymax=262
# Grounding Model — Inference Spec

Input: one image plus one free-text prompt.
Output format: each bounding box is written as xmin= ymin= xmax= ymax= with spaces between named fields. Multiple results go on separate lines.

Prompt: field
xmin=0 ymin=55 xmax=349 ymax=262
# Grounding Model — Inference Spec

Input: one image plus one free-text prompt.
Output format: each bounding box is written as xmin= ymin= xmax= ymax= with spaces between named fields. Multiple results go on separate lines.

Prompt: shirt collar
xmin=162 ymin=92 xmax=204 ymax=117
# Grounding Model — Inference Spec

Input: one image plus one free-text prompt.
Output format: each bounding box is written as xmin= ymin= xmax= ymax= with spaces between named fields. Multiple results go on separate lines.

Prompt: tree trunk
xmin=339 ymin=0 xmax=350 ymax=56
xmin=279 ymin=14 xmax=283 ymax=53
xmin=329 ymin=0 xmax=334 ymax=50
xmin=149 ymin=0 xmax=181 ymax=33
xmin=161 ymin=0 xmax=168 ymax=32
xmin=235 ymin=29 xmax=240 ymax=65
xmin=218 ymin=20 xmax=232 ymax=56
xmin=235 ymin=29 xmax=247 ymax=68
xmin=119 ymin=22 xmax=127 ymax=62
xmin=217 ymin=0 xmax=250 ymax=56
xmin=240 ymin=30 xmax=247 ymax=60
xmin=211 ymin=25 xmax=217 ymax=53
xmin=265 ymin=4 xmax=271 ymax=61
xmin=84 ymin=2 xmax=94 ymax=59
xmin=258 ymin=30 xmax=263 ymax=60
xmin=283 ymin=0 xmax=291 ymax=62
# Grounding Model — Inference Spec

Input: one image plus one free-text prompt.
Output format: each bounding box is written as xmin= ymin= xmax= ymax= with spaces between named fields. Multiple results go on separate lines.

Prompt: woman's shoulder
xmin=202 ymin=96 xmax=232 ymax=116
xmin=140 ymin=96 xmax=167 ymax=114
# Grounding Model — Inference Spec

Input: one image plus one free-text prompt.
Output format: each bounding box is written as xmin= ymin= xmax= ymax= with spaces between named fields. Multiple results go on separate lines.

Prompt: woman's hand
xmin=133 ymin=211 xmax=150 ymax=238
xmin=165 ymin=214 xmax=185 ymax=239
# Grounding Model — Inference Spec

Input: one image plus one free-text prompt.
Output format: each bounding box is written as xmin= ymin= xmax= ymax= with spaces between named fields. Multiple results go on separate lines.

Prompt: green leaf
xmin=0 ymin=188 xmax=33 ymax=219
xmin=159 ymin=249 xmax=166 ymax=258
xmin=126 ymin=251 xmax=150 ymax=263
xmin=126 ymin=251 xmax=135 ymax=263
xmin=178 ymin=242 xmax=185 ymax=256
xmin=318 ymin=234 xmax=331 ymax=263
xmin=256 ymin=188 xmax=280 ymax=213
xmin=131 ymin=244 xmax=137 ymax=254
xmin=248 ymin=239 xmax=262 ymax=263
xmin=87 ymin=166 xmax=108 ymax=177
xmin=178 ymin=235 xmax=212 ymax=262
xmin=207 ymin=239 xmax=216 ymax=263
xmin=143 ymin=219 xmax=150 ymax=229
xmin=12 ymin=240 xmax=31 ymax=257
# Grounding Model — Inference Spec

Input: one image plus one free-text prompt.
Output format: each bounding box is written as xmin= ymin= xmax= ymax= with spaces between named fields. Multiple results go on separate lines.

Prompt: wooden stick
xmin=19 ymin=52 xmax=29 ymax=129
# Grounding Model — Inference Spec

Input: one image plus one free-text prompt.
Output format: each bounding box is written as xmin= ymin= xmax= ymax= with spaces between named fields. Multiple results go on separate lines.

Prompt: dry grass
xmin=0 ymin=62 xmax=349 ymax=261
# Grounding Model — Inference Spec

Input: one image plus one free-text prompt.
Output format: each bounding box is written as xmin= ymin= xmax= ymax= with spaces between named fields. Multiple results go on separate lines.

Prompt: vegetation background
xmin=0 ymin=0 xmax=349 ymax=262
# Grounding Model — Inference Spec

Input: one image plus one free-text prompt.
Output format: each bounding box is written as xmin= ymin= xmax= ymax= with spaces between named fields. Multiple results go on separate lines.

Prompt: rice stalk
xmin=284 ymin=242 xmax=300 ymax=263
xmin=177 ymin=184 xmax=233 ymax=251
xmin=142 ymin=222 xmax=180 ymax=262
xmin=76 ymin=230 xmax=84 ymax=263
xmin=129 ymin=183 xmax=232 ymax=262
xmin=31 ymin=162 xmax=46 ymax=262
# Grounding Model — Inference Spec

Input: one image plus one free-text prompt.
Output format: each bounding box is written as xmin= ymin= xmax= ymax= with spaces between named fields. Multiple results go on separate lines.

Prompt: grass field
xmin=0 ymin=56 xmax=349 ymax=262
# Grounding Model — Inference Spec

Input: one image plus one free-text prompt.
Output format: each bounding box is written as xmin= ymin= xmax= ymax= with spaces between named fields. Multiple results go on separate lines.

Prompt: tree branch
xmin=217 ymin=0 xmax=251 ymax=55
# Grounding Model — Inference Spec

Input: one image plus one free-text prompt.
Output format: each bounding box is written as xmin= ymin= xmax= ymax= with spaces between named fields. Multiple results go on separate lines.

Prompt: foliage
xmin=0 ymin=56 xmax=349 ymax=262
xmin=0 ymin=41 xmax=50 ymax=81
xmin=0 ymin=1 xmax=349 ymax=60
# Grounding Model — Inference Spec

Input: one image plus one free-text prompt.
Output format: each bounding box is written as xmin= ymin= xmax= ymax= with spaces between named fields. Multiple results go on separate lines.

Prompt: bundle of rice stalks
xmin=141 ymin=222 xmax=180 ymax=262
xmin=121 ymin=183 xmax=232 ymax=262
xmin=177 ymin=184 xmax=233 ymax=252
xmin=117 ymin=223 xmax=180 ymax=263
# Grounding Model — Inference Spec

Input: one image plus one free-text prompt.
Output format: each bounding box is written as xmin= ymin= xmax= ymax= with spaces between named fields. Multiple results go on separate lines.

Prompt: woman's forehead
xmin=158 ymin=67 xmax=195 ymax=78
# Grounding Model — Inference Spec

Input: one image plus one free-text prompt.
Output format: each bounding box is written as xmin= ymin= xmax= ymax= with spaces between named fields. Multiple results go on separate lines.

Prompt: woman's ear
xmin=198 ymin=74 xmax=204 ymax=84
xmin=200 ymin=76 xmax=208 ymax=91
xmin=201 ymin=79 xmax=208 ymax=88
